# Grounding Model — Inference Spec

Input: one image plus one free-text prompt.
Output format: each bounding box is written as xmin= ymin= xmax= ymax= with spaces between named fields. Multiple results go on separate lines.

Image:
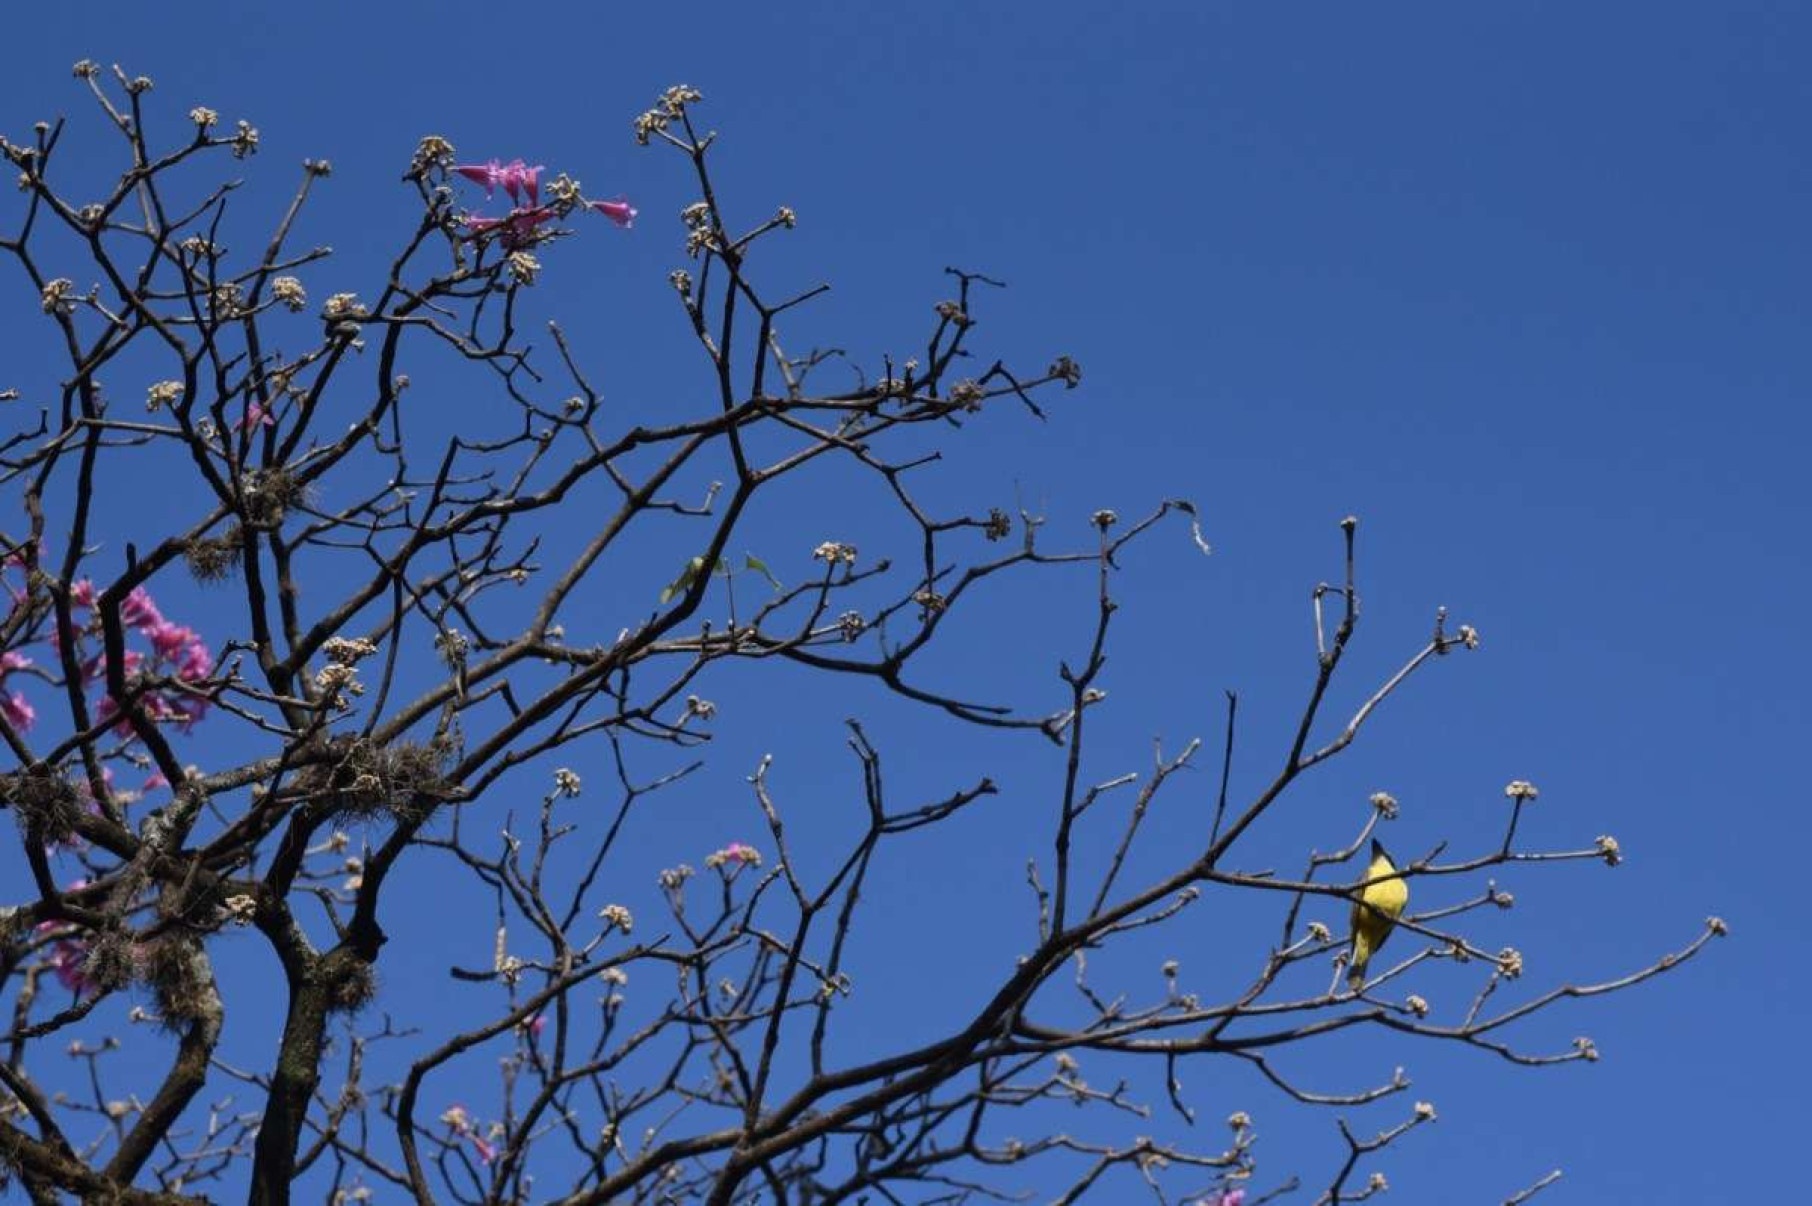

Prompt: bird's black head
xmin=1370 ymin=838 xmax=1391 ymax=862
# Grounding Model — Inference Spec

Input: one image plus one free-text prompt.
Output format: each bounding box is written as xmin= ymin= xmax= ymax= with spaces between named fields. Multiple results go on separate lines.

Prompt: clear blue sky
xmin=2 ymin=3 xmax=1806 ymax=1202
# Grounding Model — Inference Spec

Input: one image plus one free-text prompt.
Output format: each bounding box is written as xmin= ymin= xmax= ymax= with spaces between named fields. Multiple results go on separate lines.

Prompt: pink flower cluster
xmin=78 ymin=585 xmax=213 ymax=732
xmin=1 ymin=648 xmax=33 ymax=730
xmin=36 ymin=880 xmax=96 ymax=998
xmin=0 ymin=574 xmax=213 ymax=738
xmin=454 ymin=156 xmax=636 ymax=252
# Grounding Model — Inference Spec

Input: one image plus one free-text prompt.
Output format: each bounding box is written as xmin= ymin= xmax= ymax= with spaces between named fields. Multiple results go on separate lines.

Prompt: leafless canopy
xmin=0 ymin=69 xmax=1717 ymax=1206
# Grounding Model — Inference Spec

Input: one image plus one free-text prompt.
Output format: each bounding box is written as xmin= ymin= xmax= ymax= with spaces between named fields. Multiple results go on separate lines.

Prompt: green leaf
xmin=658 ymin=555 xmax=708 ymax=604
xmin=744 ymin=553 xmax=783 ymax=591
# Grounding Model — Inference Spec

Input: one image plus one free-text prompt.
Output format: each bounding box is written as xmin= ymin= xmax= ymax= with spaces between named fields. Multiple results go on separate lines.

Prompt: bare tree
xmin=0 ymin=68 xmax=1720 ymax=1206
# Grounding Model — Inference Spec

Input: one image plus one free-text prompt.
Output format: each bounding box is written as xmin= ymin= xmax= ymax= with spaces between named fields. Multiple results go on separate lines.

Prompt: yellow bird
xmin=1348 ymin=839 xmax=1409 ymax=989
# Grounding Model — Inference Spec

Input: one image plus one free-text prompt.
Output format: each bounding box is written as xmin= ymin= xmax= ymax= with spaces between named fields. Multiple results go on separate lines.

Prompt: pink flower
xmin=523 ymin=1012 xmax=546 ymax=1039
xmin=120 ymin=587 xmax=162 ymax=629
xmin=471 ymin=1135 xmax=496 ymax=1165
xmin=465 ymin=206 xmax=559 ymax=252
xmin=456 ymin=159 xmax=543 ymax=205
xmin=146 ymin=622 xmax=196 ymax=661
xmin=2 ymin=690 xmax=35 ymax=731
xmin=0 ymin=650 xmax=31 ymax=676
xmin=1218 ymin=1191 xmax=1246 ymax=1206
xmin=588 ymin=197 xmax=637 ymax=229
xmin=47 ymin=936 xmax=94 ymax=996
xmin=70 ymin=579 xmax=96 ymax=609
xmin=706 ymin=841 xmax=762 ymax=870
xmin=238 ymin=401 xmax=275 ymax=431
xmin=83 ymin=649 xmax=144 ymax=683
xmin=176 ymin=639 xmax=213 ymax=683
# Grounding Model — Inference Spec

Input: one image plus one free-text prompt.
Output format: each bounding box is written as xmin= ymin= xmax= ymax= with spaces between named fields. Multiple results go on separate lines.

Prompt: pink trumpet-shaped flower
xmin=238 ymin=401 xmax=275 ymax=431
xmin=120 ymin=586 xmax=163 ymax=629
xmin=70 ymin=579 xmax=96 ymax=609
xmin=0 ymin=650 xmax=29 ymax=676
xmin=588 ymin=197 xmax=637 ymax=229
xmin=455 ymin=159 xmax=543 ymax=205
xmin=46 ymin=936 xmax=95 ymax=996
xmin=465 ymin=205 xmax=560 ymax=252
xmin=1 ymin=690 xmax=34 ymax=731
xmin=471 ymin=1135 xmax=497 ymax=1165
xmin=177 ymin=640 xmax=213 ymax=683
xmin=146 ymin=621 xmax=197 ymax=661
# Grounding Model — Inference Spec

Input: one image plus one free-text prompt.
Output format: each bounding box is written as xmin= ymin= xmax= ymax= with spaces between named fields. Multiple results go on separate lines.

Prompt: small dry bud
xmin=1091 ymin=509 xmax=1118 ymax=530
xmin=1405 ymin=993 xmax=1429 ymax=1017
xmin=599 ymin=903 xmax=634 ymax=933
xmin=1226 ymin=1111 xmax=1250 ymax=1131
xmin=322 ymin=637 xmax=377 ymax=665
xmin=1368 ymin=1171 xmax=1389 ymax=1192
xmin=1496 ymin=947 xmax=1524 ymax=979
xmin=146 ymin=380 xmax=184 ymax=412
xmin=1307 ymin=921 xmax=1332 ymax=943
xmin=506 ymin=251 xmax=541 ymax=285
xmin=1707 ymin=915 xmax=1728 ymax=937
xmin=1049 ymin=355 xmax=1082 ymax=387
xmin=1413 ymin=1100 xmax=1436 ymax=1121
xmin=322 ymin=292 xmax=365 ymax=321
xmin=553 ymin=768 xmax=582 ymax=797
xmin=1573 ymin=1036 xmax=1599 ymax=1062
xmin=189 ymin=106 xmax=218 ymax=129
xmin=314 ymin=662 xmax=361 ymax=696
xmin=409 ymin=134 xmax=455 ymax=177
xmin=1504 ymin=779 xmax=1539 ymax=802
xmin=545 ymin=172 xmax=581 ymax=207
xmin=40 ymin=278 xmax=75 ymax=315
xmin=271 ymin=276 xmax=307 ymax=311
xmin=1161 ymin=959 xmax=1179 ymax=977
xmin=1369 ymin=790 xmax=1399 ymax=818
xmin=72 ymin=60 xmax=99 ymax=79
xmin=776 ymin=205 xmax=796 ymax=228
xmin=948 ymin=379 xmax=986 ymax=410
xmin=231 ymin=119 xmax=259 ymax=159
xmin=1457 ymin=623 xmax=1481 ymax=650
xmin=211 ymin=282 xmax=243 ymax=317
xmin=1595 ymin=834 xmax=1622 ymax=866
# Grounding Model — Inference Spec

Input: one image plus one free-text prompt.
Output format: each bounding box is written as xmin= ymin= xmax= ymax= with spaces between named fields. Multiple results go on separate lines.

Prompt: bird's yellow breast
xmin=1359 ymin=855 xmax=1408 ymax=918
